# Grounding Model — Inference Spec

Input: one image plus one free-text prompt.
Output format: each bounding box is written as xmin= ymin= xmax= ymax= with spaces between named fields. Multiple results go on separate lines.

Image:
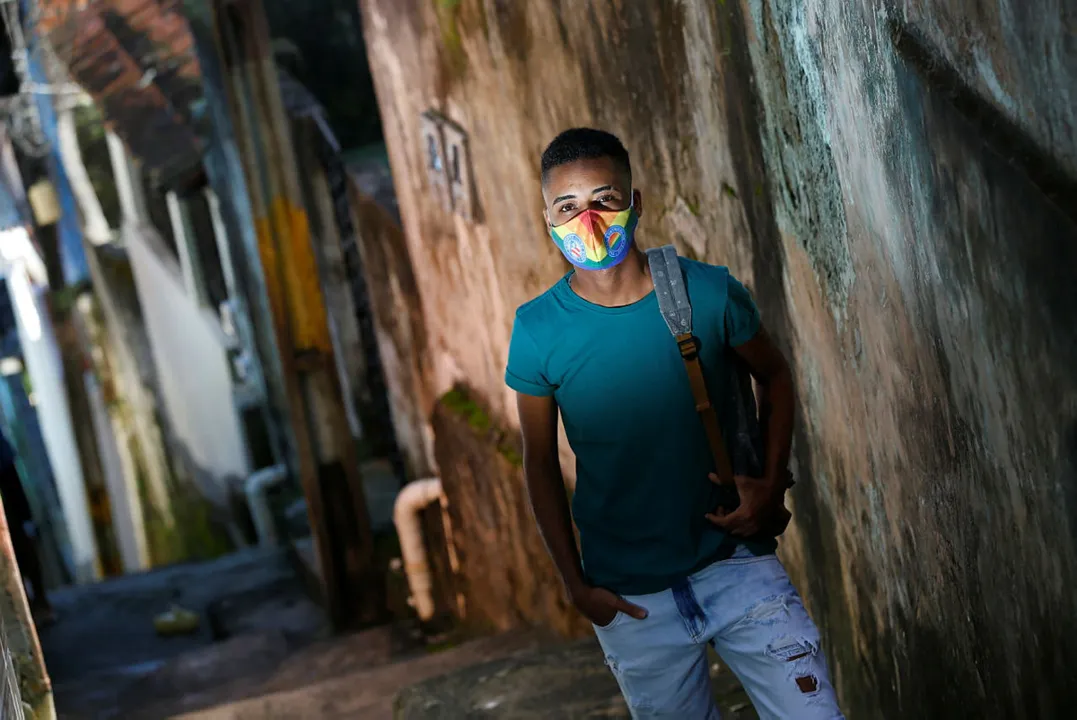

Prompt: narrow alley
xmin=0 ymin=0 xmax=1073 ymax=718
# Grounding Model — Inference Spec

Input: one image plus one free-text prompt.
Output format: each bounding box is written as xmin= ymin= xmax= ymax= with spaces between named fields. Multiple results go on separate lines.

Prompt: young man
xmin=506 ymin=128 xmax=843 ymax=719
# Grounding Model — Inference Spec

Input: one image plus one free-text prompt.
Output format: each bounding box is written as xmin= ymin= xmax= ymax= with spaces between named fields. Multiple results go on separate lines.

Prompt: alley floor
xmin=38 ymin=544 xmax=757 ymax=719
xmin=41 ymin=546 xmax=331 ymax=718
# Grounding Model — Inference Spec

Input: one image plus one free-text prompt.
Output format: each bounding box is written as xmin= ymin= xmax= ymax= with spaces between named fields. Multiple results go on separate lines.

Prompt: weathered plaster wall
xmin=125 ymin=223 xmax=250 ymax=509
xmin=361 ymin=1 xmax=1077 ymax=716
xmin=349 ymin=183 xmax=434 ymax=480
xmin=737 ymin=1 xmax=1077 ymax=717
xmin=432 ymin=387 xmax=590 ymax=638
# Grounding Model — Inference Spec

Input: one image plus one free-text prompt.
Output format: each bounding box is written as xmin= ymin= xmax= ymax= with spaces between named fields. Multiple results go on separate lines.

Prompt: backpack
xmin=645 ymin=245 xmax=793 ymax=537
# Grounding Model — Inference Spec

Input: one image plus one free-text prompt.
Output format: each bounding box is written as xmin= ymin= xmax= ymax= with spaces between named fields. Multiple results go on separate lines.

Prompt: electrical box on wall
xmin=420 ymin=110 xmax=475 ymax=222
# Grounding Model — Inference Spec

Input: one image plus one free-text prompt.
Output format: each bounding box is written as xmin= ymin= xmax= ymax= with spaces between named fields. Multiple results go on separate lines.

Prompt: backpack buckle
xmin=676 ymin=334 xmax=698 ymax=360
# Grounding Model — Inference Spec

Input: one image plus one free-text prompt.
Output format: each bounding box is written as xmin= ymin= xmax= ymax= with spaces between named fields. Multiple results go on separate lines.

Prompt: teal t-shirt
xmin=506 ymin=257 xmax=775 ymax=595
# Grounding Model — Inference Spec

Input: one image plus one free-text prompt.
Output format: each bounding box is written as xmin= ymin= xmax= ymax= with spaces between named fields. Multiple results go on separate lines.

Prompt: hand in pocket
xmin=571 ymin=584 xmax=647 ymax=627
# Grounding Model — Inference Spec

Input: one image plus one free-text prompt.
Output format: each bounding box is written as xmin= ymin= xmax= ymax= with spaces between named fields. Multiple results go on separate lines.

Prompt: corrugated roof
xmin=37 ymin=0 xmax=206 ymax=190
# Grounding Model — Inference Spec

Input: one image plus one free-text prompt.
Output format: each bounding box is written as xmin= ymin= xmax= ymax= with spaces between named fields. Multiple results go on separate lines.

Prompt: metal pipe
xmin=393 ymin=478 xmax=443 ymax=622
xmin=245 ymin=464 xmax=288 ymax=547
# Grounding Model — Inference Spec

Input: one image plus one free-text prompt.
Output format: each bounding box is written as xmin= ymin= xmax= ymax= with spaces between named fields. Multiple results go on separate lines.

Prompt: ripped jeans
xmin=593 ymin=546 xmax=844 ymax=719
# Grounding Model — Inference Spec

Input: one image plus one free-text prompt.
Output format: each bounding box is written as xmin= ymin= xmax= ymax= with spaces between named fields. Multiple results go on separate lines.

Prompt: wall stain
xmin=745 ymin=0 xmax=853 ymax=318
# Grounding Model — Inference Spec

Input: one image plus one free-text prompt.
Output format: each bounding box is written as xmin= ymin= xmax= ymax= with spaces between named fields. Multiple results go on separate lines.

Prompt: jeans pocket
xmin=593 ymin=610 xmax=626 ymax=631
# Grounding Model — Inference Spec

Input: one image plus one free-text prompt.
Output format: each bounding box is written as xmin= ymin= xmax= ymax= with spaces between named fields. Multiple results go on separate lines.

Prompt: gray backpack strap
xmin=647 ymin=245 xmax=737 ymax=485
xmin=646 ymin=246 xmax=692 ymax=337
xmin=647 ymin=245 xmax=792 ymax=532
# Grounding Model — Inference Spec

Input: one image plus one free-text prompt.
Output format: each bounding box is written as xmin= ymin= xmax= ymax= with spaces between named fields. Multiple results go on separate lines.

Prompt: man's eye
xmin=597 ymin=195 xmax=615 ymax=203
xmin=560 ymin=204 xmax=576 ymax=213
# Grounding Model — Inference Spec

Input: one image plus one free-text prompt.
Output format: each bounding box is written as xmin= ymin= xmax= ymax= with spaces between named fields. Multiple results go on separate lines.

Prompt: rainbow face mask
xmin=549 ymin=203 xmax=639 ymax=271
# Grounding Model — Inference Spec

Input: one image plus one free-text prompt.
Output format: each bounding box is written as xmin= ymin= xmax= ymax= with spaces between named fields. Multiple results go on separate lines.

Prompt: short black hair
xmin=540 ymin=128 xmax=631 ymax=184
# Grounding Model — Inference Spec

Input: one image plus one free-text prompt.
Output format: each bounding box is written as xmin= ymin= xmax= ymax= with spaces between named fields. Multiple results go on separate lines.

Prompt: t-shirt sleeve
xmin=724 ymin=273 xmax=762 ymax=347
xmin=505 ymin=314 xmax=556 ymax=397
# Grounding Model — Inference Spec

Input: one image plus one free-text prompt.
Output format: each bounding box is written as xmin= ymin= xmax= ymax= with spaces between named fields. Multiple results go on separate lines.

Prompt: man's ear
xmin=543 ymin=207 xmax=551 ymax=228
xmin=633 ymin=189 xmax=643 ymax=217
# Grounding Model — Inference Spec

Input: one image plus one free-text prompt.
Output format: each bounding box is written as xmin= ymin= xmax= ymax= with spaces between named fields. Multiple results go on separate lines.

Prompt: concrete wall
xmin=184 ymin=3 xmax=295 ymax=475
xmin=77 ymin=248 xmax=171 ymax=567
xmin=125 ymin=223 xmax=249 ymax=508
xmin=361 ymin=1 xmax=1077 ymax=717
xmin=349 ymin=175 xmax=434 ymax=481
xmin=431 ymin=389 xmax=590 ymax=638
xmin=738 ymin=2 xmax=1076 ymax=717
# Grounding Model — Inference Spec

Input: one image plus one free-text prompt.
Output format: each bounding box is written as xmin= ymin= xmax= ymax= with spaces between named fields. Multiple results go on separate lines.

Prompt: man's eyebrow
xmin=552 ymin=185 xmax=615 ymax=204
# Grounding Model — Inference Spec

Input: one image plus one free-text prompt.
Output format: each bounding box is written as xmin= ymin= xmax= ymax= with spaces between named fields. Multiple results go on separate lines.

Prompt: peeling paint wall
xmin=360 ymin=1 xmax=1077 ymax=716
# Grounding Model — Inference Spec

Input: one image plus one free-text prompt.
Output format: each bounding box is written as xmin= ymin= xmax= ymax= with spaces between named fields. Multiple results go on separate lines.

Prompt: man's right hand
xmin=570 ymin=583 xmax=648 ymax=627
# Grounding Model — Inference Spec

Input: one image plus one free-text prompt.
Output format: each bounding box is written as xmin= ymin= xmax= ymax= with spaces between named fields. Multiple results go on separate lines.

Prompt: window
xmin=441 ymin=118 xmax=473 ymax=222
xmin=419 ymin=111 xmax=452 ymax=213
xmin=185 ymin=190 xmax=229 ymax=313
xmin=427 ymin=134 xmax=443 ymax=173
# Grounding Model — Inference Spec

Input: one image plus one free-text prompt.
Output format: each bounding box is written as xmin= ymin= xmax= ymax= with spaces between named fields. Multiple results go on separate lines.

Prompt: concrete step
xmin=54 ymin=624 xmax=412 ymax=719
xmin=394 ymin=639 xmax=759 ymax=720
xmin=169 ymin=634 xmax=758 ymax=720
xmin=173 ymin=630 xmax=548 ymax=720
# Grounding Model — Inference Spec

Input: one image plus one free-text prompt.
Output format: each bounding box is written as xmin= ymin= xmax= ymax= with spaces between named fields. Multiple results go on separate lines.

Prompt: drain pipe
xmin=393 ymin=478 xmax=444 ymax=622
xmin=246 ymin=465 xmax=288 ymax=547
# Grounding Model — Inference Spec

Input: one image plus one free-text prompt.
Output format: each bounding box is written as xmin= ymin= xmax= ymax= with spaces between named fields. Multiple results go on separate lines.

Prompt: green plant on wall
xmin=128 ymin=435 xmax=232 ymax=566
xmin=435 ymin=0 xmax=467 ymax=78
xmin=441 ymin=387 xmax=522 ymax=468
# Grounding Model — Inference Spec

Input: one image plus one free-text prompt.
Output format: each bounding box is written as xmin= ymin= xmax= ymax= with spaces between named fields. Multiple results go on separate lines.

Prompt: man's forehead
xmin=543 ymin=158 xmax=629 ymax=199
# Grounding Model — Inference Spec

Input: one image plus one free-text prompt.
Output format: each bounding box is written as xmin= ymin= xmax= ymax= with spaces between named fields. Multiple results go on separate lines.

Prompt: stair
xmin=172 ymin=630 xmax=548 ymax=720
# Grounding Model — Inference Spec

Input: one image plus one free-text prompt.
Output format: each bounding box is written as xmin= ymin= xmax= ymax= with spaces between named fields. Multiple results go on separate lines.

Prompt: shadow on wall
xmin=430 ymin=385 xmax=591 ymax=639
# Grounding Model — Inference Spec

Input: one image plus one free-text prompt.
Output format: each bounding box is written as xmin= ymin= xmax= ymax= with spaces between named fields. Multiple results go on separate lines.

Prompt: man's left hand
xmin=705 ymin=473 xmax=784 ymax=537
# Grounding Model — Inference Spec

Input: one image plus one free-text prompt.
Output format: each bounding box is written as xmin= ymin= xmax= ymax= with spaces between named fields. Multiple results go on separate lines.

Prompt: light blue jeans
xmin=593 ymin=546 xmax=844 ymax=719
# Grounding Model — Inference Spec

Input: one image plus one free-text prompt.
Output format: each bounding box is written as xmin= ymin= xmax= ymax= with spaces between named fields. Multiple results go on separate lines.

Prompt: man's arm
xmin=516 ymin=392 xmax=585 ymax=595
xmin=733 ymin=326 xmax=795 ymax=484
xmin=516 ymin=392 xmax=646 ymax=624
xmin=706 ymin=325 xmax=794 ymax=536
